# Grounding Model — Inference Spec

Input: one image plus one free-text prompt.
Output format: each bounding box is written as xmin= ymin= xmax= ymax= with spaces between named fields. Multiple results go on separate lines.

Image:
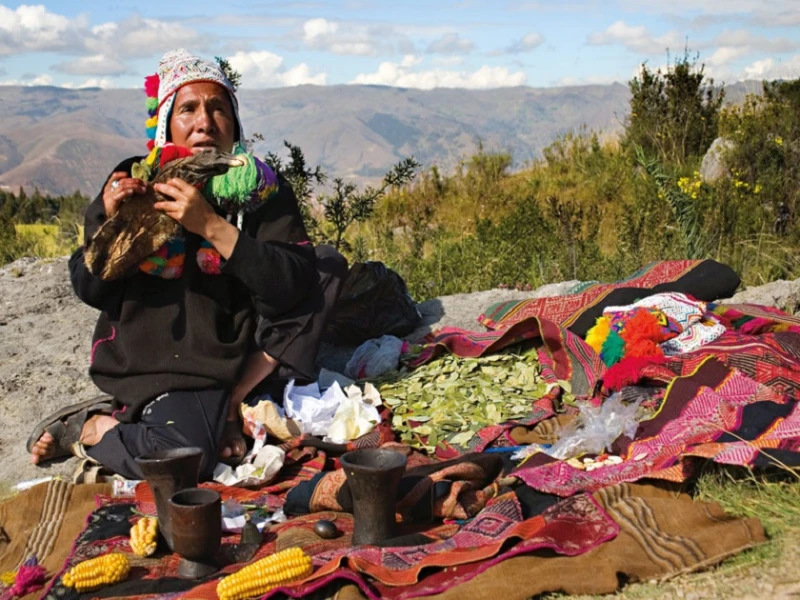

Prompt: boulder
xmin=699 ymin=137 xmax=735 ymax=184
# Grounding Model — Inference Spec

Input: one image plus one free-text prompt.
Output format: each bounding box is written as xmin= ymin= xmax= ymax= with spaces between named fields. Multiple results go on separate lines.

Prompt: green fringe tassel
xmin=600 ymin=330 xmax=626 ymax=367
xmin=206 ymin=153 xmax=257 ymax=206
xmin=145 ymin=97 xmax=158 ymax=111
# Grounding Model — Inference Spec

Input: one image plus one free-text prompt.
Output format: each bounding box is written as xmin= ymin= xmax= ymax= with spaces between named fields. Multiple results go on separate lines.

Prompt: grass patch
xmin=695 ymin=465 xmax=800 ymax=538
xmin=14 ymin=224 xmax=63 ymax=256
xmin=693 ymin=463 xmax=800 ymax=578
xmin=5 ymin=223 xmax=82 ymax=263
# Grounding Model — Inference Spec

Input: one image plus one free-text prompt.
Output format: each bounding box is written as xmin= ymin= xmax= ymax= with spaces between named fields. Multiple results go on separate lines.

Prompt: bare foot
xmin=30 ymin=431 xmax=56 ymax=465
xmin=217 ymin=351 xmax=280 ymax=462
xmin=30 ymin=414 xmax=119 ymax=464
xmin=218 ymin=420 xmax=247 ymax=461
xmin=80 ymin=414 xmax=119 ymax=445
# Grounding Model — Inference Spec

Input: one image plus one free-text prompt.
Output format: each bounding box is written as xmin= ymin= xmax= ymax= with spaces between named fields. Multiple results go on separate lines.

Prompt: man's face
xmin=168 ymin=82 xmax=237 ymax=153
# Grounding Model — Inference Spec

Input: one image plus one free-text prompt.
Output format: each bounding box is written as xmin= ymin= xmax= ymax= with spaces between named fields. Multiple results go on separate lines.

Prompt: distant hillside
xmin=0 ymin=81 xmax=760 ymax=197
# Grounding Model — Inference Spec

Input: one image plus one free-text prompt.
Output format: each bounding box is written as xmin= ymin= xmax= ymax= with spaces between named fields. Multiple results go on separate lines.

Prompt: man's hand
xmin=103 ymin=172 xmax=147 ymax=218
xmin=153 ymin=178 xmax=240 ymax=258
xmin=153 ymin=178 xmax=219 ymax=236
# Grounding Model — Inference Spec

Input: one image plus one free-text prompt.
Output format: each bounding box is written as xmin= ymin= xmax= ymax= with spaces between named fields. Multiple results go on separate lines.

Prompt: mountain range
xmin=0 ymin=81 xmax=761 ymax=197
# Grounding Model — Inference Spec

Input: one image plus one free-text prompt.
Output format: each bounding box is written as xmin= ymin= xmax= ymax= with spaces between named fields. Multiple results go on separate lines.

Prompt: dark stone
xmin=313 ymin=519 xmax=340 ymax=539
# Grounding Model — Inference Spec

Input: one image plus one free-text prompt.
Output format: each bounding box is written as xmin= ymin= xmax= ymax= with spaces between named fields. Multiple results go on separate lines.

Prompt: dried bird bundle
xmin=84 ymin=151 xmax=246 ymax=281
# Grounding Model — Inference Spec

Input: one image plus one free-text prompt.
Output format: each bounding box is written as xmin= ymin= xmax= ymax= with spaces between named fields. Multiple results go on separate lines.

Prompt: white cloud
xmin=86 ymin=16 xmax=208 ymax=58
xmin=619 ymin=0 xmax=796 ymax=15
xmin=302 ymin=17 xmax=379 ymax=56
xmin=0 ymin=73 xmax=53 ymax=86
xmin=742 ymin=54 xmax=800 ymax=80
xmin=53 ymin=54 xmax=127 ymax=75
xmin=61 ymin=77 xmax=115 ymax=89
xmin=620 ymin=0 xmax=800 ymax=30
xmin=0 ymin=5 xmax=210 ymax=77
xmin=432 ymin=56 xmax=466 ymax=67
xmin=754 ymin=9 xmax=800 ymax=27
xmin=303 ymin=17 xmax=338 ymax=41
xmin=707 ymin=47 xmax=748 ymax=66
xmin=711 ymin=29 xmax=798 ymax=54
xmin=228 ymin=51 xmax=326 ymax=87
xmin=588 ymin=20 xmax=683 ymax=54
xmin=425 ymin=32 xmax=474 ymax=55
xmin=504 ymin=33 xmax=545 ymax=54
xmin=0 ymin=4 xmax=87 ymax=56
xmin=351 ymin=55 xmax=526 ymax=89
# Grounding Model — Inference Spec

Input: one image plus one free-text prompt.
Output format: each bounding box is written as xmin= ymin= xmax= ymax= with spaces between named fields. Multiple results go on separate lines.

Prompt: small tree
xmin=320 ymin=157 xmax=419 ymax=251
xmin=264 ymin=141 xmax=327 ymax=236
xmin=265 ymin=142 xmax=419 ymax=250
xmin=625 ymin=50 xmax=724 ymax=166
xmin=214 ymin=57 xmax=242 ymax=91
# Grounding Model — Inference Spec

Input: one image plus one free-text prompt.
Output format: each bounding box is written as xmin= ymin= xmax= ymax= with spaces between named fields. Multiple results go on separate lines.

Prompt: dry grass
xmin=9 ymin=223 xmax=80 ymax=261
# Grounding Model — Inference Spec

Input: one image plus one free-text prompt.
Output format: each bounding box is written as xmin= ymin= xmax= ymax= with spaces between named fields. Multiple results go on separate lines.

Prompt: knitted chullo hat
xmin=144 ymin=49 xmax=244 ymax=151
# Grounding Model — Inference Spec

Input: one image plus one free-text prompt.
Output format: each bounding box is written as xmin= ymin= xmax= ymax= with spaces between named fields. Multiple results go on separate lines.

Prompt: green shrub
xmin=624 ymin=50 xmax=723 ymax=166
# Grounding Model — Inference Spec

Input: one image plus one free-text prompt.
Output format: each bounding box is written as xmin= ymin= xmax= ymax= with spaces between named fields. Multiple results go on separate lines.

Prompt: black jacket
xmin=69 ymin=156 xmax=316 ymax=422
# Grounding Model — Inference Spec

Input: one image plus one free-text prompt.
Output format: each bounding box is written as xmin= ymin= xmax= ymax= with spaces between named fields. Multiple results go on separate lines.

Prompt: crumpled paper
xmin=221 ymin=499 xmax=287 ymax=533
xmin=242 ymin=396 xmax=301 ymax=442
xmin=283 ymin=380 xmax=342 ymax=436
xmin=213 ymin=444 xmax=285 ymax=487
xmin=325 ymin=382 xmax=382 ymax=444
xmin=283 ymin=377 xmax=383 ymax=442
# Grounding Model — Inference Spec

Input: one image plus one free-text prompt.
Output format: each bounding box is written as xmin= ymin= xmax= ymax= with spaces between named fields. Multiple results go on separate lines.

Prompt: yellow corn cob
xmin=129 ymin=516 xmax=159 ymax=557
xmin=216 ymin=547 xmax=313 ymax=600
xmin=62 ymin=553 xmax=130 ymax=592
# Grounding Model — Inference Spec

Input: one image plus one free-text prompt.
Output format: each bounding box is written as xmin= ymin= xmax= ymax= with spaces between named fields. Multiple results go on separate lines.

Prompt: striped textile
xmin=0 ymin=480 xmax=109 ymax=593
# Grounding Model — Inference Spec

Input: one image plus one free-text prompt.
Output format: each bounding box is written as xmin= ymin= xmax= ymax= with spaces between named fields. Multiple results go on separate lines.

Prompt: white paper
xmin=212 ymin=445 xmax=285 ymax=487
xmin=222 ymin=508 xmax=288 ymax=533
xmin=283 ymin=379 xmax=344 ymax=436
xmin=324 ymin=382 xmax=383 ymax=444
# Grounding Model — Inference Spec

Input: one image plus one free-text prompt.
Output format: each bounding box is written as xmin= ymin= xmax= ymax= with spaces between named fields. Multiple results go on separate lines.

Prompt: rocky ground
xmin=1 ymin=257 xmax=798 ymax=488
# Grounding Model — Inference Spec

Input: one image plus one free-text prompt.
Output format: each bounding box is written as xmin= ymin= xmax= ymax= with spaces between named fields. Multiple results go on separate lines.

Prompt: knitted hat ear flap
xmin=144 ymin=74 xmax=159 ymax=151
xmin=154 ymin=93 xmax=177 ymax=148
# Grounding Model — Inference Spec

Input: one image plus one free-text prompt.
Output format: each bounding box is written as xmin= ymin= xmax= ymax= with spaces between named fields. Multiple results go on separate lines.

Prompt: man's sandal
xmin=26 ymin=396 xmax=113 ymax=464
xmin=72 ymin=459 xmax=124 ymax=485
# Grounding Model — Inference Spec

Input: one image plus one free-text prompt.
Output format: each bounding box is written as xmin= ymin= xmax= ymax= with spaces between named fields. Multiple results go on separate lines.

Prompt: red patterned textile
xmin=44 ymin=484 xmax=617 ymax=600
xmin=253 ymin=493 xmax=617 ymax=600
xmin=514 ymin=358 xmax=799 ymax=496
xmin=479 ymin=260 xmax=702 ymax=330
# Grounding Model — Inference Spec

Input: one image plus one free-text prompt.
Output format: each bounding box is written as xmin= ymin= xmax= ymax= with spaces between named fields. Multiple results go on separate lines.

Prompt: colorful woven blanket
xmin=21 ymin=260 xmax=800 ymax=600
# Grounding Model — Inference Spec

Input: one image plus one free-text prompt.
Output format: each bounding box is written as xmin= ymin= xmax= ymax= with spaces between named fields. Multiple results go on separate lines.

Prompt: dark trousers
xmin=87 ymin=389 xmax=229 ymax=480
xmin=88 ymin=245 xmax=348 ymax=480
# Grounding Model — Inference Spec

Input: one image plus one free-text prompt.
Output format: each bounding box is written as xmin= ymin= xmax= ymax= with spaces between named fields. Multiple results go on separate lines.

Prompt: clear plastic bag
xmin=345 ymin=335 xmax=404 ymax=379
xmin=544 ymin=393 xmax=643 ymax=460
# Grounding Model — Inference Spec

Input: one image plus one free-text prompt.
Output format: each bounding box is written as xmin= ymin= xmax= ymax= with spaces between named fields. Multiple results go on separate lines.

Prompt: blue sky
xmin=1 ymin=0 xmax=799 ymax=89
